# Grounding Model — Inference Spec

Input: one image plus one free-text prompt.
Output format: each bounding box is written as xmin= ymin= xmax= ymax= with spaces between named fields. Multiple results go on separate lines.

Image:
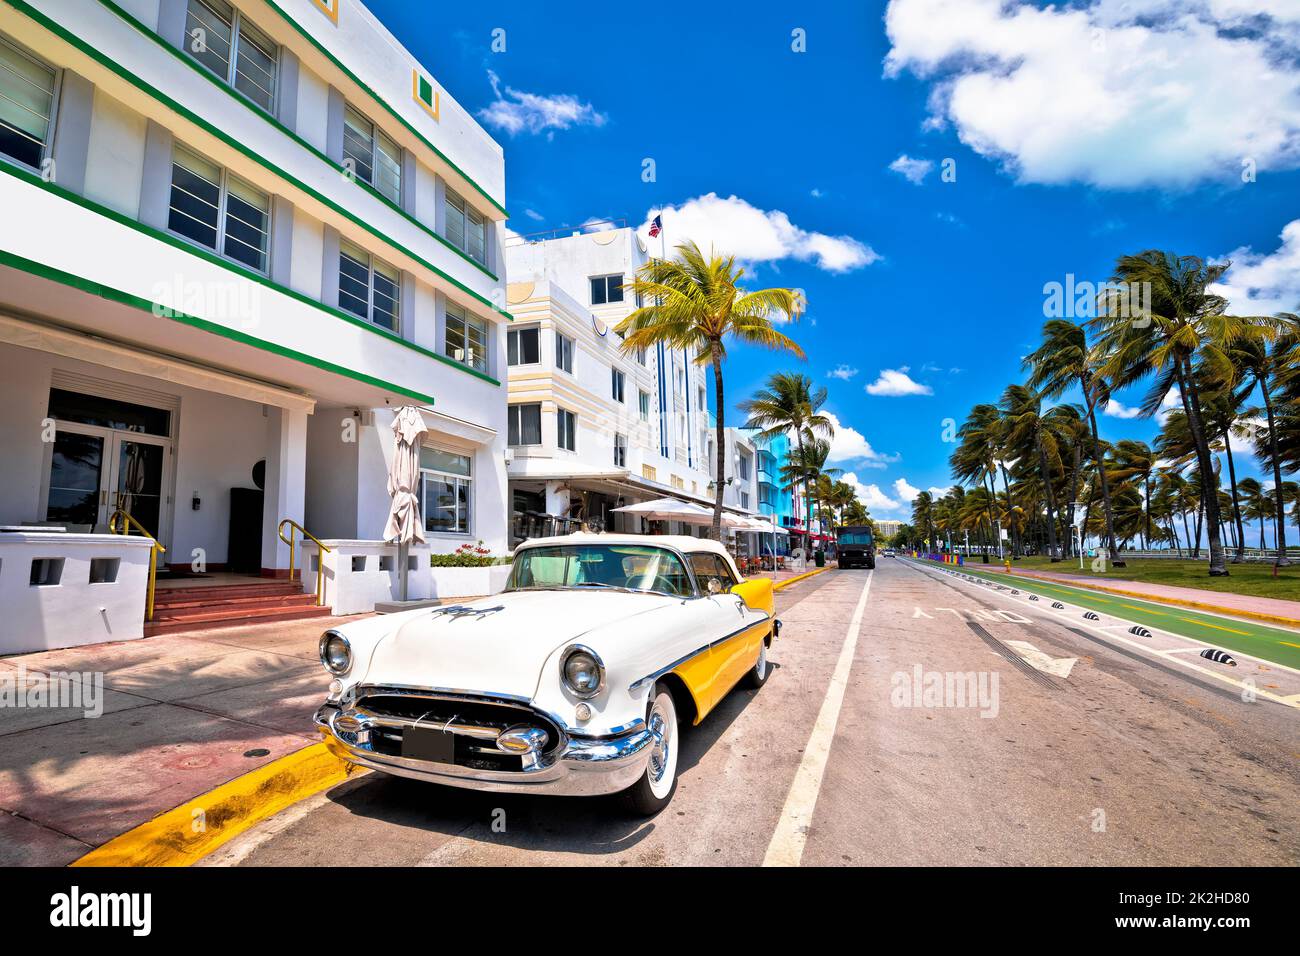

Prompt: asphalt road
xmin=206 ymin=559 xmax=1300 ymax=866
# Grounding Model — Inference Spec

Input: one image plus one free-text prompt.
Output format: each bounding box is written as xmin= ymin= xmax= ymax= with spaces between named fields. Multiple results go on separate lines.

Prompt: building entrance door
xmin=41 ymin=387 xmax=174 ymax=543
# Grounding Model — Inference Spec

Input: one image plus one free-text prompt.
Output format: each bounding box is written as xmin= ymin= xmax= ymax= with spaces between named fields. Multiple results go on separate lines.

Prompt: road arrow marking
xmin=1004 ymin=640 xmax=1077 ymax=679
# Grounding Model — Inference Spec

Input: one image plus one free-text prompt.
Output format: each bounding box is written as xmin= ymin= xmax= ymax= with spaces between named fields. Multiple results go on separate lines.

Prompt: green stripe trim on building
xmin=259 ymin=0 xmax=509 ymax=219
xmin=0 ymin=161 xmax=502 ymax=391
xmin=0 ymin=247 xmax=442 ymax=406
xmin=95 ymin=0 xmax=500 ymax=282
xmin=2 ymin=0 xmax=512 ymax=322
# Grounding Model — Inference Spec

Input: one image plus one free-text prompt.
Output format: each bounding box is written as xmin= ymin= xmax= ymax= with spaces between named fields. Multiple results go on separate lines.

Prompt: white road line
xmin=763 ymin=570 xmax=874 ymax=868
xmin=906 ymin=560 xmax=1300 ymax=711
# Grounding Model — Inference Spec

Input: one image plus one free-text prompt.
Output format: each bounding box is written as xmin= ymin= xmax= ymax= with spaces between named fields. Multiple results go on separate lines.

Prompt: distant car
xmin=314 ymin=534 xmax=778 ymax=815
xmin=883 ymin=549 xmax=896 ymax=557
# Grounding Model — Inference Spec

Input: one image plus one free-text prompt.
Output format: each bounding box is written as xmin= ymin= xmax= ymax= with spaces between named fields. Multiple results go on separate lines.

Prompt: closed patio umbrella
xmin=383 ymin=406 xmax=427 ymax=601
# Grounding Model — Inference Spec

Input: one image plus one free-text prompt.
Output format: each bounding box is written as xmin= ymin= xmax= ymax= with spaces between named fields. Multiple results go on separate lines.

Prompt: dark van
xmin=835 ymin=526 xmax=875 ymax=569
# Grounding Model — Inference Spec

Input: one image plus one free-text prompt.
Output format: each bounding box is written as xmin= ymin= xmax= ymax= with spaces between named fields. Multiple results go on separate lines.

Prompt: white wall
xmin=83 ymin=87 xmax=146 ymax=218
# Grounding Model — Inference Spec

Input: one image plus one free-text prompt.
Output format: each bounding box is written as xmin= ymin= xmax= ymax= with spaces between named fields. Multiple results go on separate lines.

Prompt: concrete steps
xmin=145 ymin=580 xmax=333 ymax=636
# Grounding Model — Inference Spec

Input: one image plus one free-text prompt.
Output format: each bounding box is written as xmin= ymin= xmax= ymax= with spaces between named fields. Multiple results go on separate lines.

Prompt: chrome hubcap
xmin=648 ymin=707 xmax=671 ymax=783
xmin=756 ymin=642 xmax=768 ymax=678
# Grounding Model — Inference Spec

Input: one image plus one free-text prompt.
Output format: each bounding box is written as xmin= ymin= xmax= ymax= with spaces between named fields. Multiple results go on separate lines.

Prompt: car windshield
xmin=839 ymin=533 xmax=872 ymax=545
xmin=507 ymin=544 xmax=692 ymax=596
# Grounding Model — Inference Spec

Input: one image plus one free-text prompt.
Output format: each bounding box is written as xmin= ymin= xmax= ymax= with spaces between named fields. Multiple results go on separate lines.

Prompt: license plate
xmin=401 ymin=725 xmax=455 ymax=764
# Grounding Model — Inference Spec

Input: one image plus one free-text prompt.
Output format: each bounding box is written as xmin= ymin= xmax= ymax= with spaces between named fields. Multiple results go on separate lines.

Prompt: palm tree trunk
xmin=709 ymin=340 xmax=725 ymax=541
xmin=1259 ymin=375 xmax=1292 ymax=566
xmin=1144 ymin=475 xmax=1152 ymax=551
xmin=792 ymin=423 xmax=809 ymax=567
xmin=1085 ymin=389 xmax=1123 ymax=566
xmin=1221 ymin=436 xmax=1246 ymax=564
xmin=1175 ymin=359 xmax=1228 ymax=574
xmin=1035 ymin=434 xmax=1060 ymax=560
xmin=999 ymin=464 xmax=1021 ymax=557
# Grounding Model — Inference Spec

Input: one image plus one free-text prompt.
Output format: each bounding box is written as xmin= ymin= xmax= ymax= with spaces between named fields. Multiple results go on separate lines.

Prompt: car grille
xmin=353 ymin=688 xmax=564 ymax=773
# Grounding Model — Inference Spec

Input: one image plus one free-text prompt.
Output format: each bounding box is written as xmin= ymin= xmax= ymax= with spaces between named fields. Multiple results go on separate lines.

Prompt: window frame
xmin=443 ymin=303 xmax=488 ymax=372
xmin=589 ymin=274 xmax=624 ymax=306
xmin=419 ymin=444 xmax=473 ymax=537
xmin=507 ymin=325 xmax=541 ymax=367
xmin=508 ymin=403 xmax=542 ymax=447
xmin=688 ymin=552 xmax=738 ymax=591
xmin=167 ymin=144 xmax=273 ymax=274
xmin=341 ymin=102 xmax=402 ymax=205
xmin=182 ymin=0 xmax=278 ymax=114
xmin=444 ymin=187 xmax=487 ymax=266
xmin=337 ymin=238 xmax=400 ymax=332
xmin=0 ymin=33 xmax=60 ymax=173
xmin=614 ymin=432 xmax=627 ymax=468
xmin=638 ymin=389 xmax=650 ymax=422
xmin=555 ymin=330 xmax=574 ymax=374
xmin=557 ymin=407 xmax=577 ymax=453
xmin=611 ymin=367 xmax=626 ymax=403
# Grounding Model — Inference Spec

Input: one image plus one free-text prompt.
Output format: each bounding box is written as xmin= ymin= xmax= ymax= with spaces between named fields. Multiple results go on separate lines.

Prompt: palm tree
xmin=1237 ymin=477 xmax=1270 ymax=552
xmin=911 ymin=490 xmax=935 ymax=551
xmin=1024 ymin=319 xmax=1125 ymax=565
xmin=1090 ymin=251 xmax=1283 ymax=575
xmin=779 ymin=437 xmax=839 ymax=550
xmin=1112 ymin=440 xmax=1156 ymax=549
xmin=950 ymin=404 xmax=1002 ymax=562
xmin=739 ymin=371 xmax=834 ymax=555
xmin=1000 ymin=385 xmax=1063 ymax=560
xmin=619 ymin=241 xmax=803 ymax=538
xmin=1233 ymin=314 xmax=1298 ymax=565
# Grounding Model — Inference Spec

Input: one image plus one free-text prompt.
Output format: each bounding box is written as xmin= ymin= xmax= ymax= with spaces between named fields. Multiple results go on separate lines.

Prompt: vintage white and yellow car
xmin=314 ymin=534 xmax=778 ymax=814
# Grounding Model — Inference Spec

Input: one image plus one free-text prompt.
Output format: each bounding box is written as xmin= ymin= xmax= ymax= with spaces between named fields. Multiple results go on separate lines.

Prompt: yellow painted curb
xmin=1004 ymin=570 xmax=1300 ymax=629
xmin=70 ymin=741 xmax=364 ymax=867
xmin=773 ymin=566 xmax=832 ymax=591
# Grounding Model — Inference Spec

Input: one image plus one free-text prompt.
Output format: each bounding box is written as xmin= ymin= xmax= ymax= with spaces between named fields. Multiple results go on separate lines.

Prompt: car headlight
xmin=561 ymin=644 xmax=605 ymax=698
xmin=319 ymin=630 xmax=352 ymax=675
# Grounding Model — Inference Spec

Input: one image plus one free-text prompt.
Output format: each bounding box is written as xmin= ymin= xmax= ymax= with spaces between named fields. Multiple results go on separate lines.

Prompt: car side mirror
xmin=707 ymin=577 xmax=723 ymax=595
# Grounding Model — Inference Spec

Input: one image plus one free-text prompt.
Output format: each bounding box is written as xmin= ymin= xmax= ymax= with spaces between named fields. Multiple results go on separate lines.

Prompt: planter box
xmin=430 ymin=564 xmax=511 ymax=599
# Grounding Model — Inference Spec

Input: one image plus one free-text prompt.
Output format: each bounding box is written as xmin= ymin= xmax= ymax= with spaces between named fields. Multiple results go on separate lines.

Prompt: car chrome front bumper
xmin=313 ymin=702 xmax=653 ymax=797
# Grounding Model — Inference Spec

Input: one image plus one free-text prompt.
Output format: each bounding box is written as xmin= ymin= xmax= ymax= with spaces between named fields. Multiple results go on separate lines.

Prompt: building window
xmin=183 ymin=0 xmax=277 ymax=113
xmin=507 ymin=326 xmax=539 ymax=366
xmin=508 ymin=403 xmax=542 ymax=446
xmin=342 ymin=104 xmax=401 ymax=204
xmin=611 ymin=367 xmax=625 ymax=403
xmin=638 ymin=390 xmax=650 ymax=421
xmin=738 ymin=453 xmax=751 ymax=481
xmin=636 ymin=346 xmax=647 ymax=366
xmin=555 ymin=332 xmax=574 ymax=373
xmin=670 ymin=475 xmax=685 ymax=491
xmin=614 ymin=433 xmax=627 ymax=468
xmin=444 ymin=188 xmax=486 ymax=265
xmin=642 ymin=465 xmax=657 ymax=482
xmin=338 ymin=238 xmax=399 ymax=330
xmin=168 ymin=146 xmax=271 ymax=272
xmin=420 ymin=446 xmax=471 ymax=535
xmin=590 ymin=274 xmax=624 ymax=305
xmin=740 ymin=491 xmax=750 ymax=509
xmin=445 ymin=304 xmax=487 ymax=372
xmin=0 ymin=35 xmax=56 ymax=169
xmin=557 ymin=408 xmax=576 ymax=452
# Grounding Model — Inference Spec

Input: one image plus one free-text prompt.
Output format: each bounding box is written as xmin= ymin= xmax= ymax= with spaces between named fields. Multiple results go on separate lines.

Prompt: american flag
xmin=648 ymin=214 xmax=662 ymax=238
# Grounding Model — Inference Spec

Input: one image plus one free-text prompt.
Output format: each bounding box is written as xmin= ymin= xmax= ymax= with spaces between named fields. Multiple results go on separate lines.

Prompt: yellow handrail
xmin=108 ymin=510 xmax=166 ymax=621
xmin=278 ymin=518 xmax=332 ymax=607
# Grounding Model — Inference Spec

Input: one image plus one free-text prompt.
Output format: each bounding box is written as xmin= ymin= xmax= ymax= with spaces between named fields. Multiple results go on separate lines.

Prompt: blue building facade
xmin=747 ymin=428 xmax=796 ymax=553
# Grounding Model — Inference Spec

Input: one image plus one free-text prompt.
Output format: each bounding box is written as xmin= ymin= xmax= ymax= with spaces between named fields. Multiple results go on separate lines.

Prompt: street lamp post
xmin=1071 ymin=501 xmax=1084 ymax=570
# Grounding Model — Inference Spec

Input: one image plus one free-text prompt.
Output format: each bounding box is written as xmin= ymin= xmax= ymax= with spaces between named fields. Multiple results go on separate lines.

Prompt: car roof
xmin=514 ymin=532 xmax=731 ymax=558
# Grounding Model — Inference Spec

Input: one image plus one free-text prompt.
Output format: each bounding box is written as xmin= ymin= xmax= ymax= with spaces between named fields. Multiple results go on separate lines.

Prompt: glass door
xmin=45 ymin=425 xmax=108 ymax=530
xmin=111 ymin=437 xmax=167 ymax=540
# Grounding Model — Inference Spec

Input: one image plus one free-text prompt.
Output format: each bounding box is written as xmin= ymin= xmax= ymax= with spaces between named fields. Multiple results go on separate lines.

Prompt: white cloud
xmin=1104 ymin=398 xmax=1142 ymax=419
xmin=1211 ymin=218 xmax=1300 ymax=316
xmin=478 ymin=71 xmax=607 ymax=136
xmin=927 ymin=486 xmax=948 ymax=498
xmin=865 ymin=367 xmax=933 ymax=396
xmin=523 ymin=208 xmax=544 ymax=221
xmin=822 ymin=411 xmax=900 ymax=468
xmin=893 ymin=477 xmax=922 ymax=501
xmin=641 ymin=194 xmax=879 ymax=274
xmin=828 ymin=364 xmax=860 ymax=380
xmin=841 ymin=473 xmax=904 ymax=513
xmin=889 ymin=154 xmax=935 ymax=184
xmin=810 ymin=188 xmax=825 ymax=198
xmin=884 ymin=0 xmax=1300 ymax=188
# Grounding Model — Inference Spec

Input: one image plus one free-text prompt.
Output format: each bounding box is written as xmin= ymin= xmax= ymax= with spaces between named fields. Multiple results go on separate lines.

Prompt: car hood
xmin=359 ymin=589 xmax=680 ymax=700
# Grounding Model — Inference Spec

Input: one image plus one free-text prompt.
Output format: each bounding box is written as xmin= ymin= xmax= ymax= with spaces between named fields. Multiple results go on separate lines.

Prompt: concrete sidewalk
xmin=0 ymin=613 xmax=360 ymax=866
xmin=972 ymin=563 xmax=1300 ymax=626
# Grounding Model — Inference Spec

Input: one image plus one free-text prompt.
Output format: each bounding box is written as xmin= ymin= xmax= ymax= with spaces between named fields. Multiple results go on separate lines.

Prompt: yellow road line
xmin=773 ymin=566 xmax=832 ymax=592
xmin=1281 ymin=641 xmax=1300 ymax=650
xmin=1180 ymin=617 xmax=1249 ymax=635
xmin=71 ymin=741 xmax=362 ymax=867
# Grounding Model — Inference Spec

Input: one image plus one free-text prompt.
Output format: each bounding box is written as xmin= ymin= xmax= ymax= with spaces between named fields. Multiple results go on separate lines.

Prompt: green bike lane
xmin=911 ymin=559 xmax=1300 ymax=671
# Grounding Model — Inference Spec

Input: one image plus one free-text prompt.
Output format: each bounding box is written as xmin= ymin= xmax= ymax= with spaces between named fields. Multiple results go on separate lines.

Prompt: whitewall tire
xmin=624 ymin=684 xmax=679 ymax=816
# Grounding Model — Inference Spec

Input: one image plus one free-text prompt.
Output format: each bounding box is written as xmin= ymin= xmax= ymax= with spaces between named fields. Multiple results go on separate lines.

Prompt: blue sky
xmin=371 ymin=0 xmax=1300 ymax=518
